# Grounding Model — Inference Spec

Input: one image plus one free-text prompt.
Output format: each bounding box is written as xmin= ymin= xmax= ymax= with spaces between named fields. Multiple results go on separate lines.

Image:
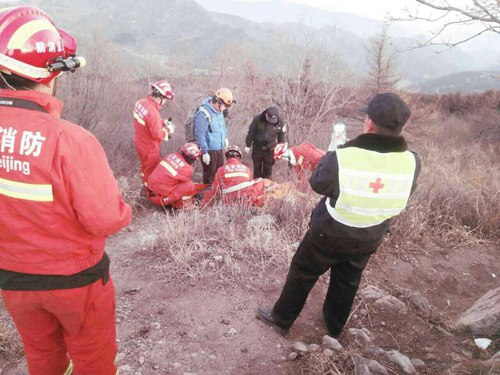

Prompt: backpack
xmin=184 ymin=106 xmax=212 ymax=142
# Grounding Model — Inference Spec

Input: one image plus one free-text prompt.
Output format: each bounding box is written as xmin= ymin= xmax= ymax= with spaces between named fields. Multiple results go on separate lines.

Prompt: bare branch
xmin=390 ymin=0 xmax=500 ymax=49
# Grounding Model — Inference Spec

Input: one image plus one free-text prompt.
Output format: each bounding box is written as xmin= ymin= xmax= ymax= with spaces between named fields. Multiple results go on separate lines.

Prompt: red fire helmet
xmin=181 ymin=142 xmax=201 ymax=160
xmin=151 ymin=79 xmax=174 ymax=100
xmin=0 ymin=6 xmax=79 ymax=84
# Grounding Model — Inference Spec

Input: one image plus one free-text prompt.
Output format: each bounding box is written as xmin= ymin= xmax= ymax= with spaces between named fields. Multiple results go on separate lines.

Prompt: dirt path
xmin=1 ymin=212 xmax=499 ymax=374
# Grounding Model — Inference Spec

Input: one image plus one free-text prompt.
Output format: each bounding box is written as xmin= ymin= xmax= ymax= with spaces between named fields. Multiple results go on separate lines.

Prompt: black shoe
xmin=322 ymin=310 xmax=341 ymax=338
xmin=256 ymin=306 xmax=289 ymax=335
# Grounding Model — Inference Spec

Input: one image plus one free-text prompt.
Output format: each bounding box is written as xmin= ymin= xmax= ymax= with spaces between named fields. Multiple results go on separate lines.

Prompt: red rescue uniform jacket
xmin=147 ymin=152 xmax=196 ymax=207
xmin=0 ymin=89 xmax=132 ymax=275
xmin=203 ymin=158 xmax=266 ymax=206
xmin=133 ymin=96 xmax=167 ymax=182
xmin=290 ymin=143 xmax=326 ymax=174
xmin=290 ymin=143 xmax=326 ymax=192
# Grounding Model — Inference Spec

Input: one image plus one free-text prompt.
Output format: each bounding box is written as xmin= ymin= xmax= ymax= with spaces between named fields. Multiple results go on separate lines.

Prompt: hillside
xmin=410 ymin=71 xmax=500 ymax=94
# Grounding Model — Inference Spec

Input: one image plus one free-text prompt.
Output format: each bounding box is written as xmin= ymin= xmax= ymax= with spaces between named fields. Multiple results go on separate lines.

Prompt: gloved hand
xmin=224 ymin=138 xmax=229 ymax=149
xmin=244 ymin=146 xmax=251 ymax=154
xmin=202 ymin=153 xmax=210 ymax=165
xmin=164 ymin=120 xmax=175 ymax=134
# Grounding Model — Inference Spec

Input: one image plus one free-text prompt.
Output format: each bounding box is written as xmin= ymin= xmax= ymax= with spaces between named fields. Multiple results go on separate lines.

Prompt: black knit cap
xmin=360 ymin=93 xmax=411 ymax=132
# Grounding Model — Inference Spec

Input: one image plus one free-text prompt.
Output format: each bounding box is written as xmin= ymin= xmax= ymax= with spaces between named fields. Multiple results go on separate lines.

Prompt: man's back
xmin=0 ymin=89 xmax=132 ymax=275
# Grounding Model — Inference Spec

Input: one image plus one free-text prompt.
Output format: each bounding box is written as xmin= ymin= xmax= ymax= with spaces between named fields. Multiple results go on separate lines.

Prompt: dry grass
xmin=386 ymin=114 xmax=500 ymax=251
xmin=0 ymin=316 xmax=22 ymax=358
xmin=144 ymin=196 xmax=315 ymax=281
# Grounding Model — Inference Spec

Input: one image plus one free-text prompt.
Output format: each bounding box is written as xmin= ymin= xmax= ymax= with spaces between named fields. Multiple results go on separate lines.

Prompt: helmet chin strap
xmin=0 ymin=72 xmax=16 ymax=90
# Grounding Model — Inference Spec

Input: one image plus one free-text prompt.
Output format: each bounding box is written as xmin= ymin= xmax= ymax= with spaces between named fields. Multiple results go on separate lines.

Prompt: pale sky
xmin=240 ymin=0 xmax=471 ymax=21
xmin=210 ymin=0 xmax=495 ymax=46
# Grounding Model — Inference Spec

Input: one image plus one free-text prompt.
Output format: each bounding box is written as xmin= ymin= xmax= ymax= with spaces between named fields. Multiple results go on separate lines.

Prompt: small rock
xmin=288 ymin=352 xmax=298 ymax=361
xmin=348 ymin=328 xmax=373 ymax=344
xmin=173 ymin=362 xmax=181 ymax=368
xmin=351 ymin=354 xmax=371 ymax=375
xmin=208 ymin=262 xmax=216 ymax=268
xmin=450 ymin=353 xmax=462 ymax=362
xmin=241 ymin=347 xmax=248 ymax=353
xmin=359 ymin=285 xmax=388 ymax=300
xmin=374 ymin=295 xmax=407 ymax=312
xmin=138 ymin=356 xmax=145 ymax=365
xmin=308 ymin=344 xmax=321 ymax=352
xmin=368 ymin=359 xmax=389 ymax=375
xmin=209 ymin=355 xmax=216 ymax=360
xmin=116 ymin=353 xmax=126 ymax=362
xmin=119 ymin=365 xmax=132 ymax=372
xmin=293 ymin=341 xmax=309 ymax=353
xmin=322 ymin=335 xmax=343 ymax=351
xmin=411 ymin=358 xmax=425 ymax=368
xmin=362 ymin=346 xmax=385 ymax=356
xmin=385 ymin=350 xmax=416 ymax=374
xmin=153 ymin=365 xmax=160 ymax=370
xmin=323 ymin=349 xmax=334 ymax=357
xmin=220 ymin=318 xmax=230 ymax=325
xmin=151 ymin=322 xmax=161 ymax=330
xmin=484 ymin=350 xmax=500 ymax=366
xmin=225 ymin=328 xmax=238 ymax=337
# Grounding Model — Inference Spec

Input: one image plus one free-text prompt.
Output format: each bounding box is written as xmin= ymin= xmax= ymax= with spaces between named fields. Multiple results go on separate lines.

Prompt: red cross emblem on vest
xmin=369 ymin=178 xmax=385 ymax=193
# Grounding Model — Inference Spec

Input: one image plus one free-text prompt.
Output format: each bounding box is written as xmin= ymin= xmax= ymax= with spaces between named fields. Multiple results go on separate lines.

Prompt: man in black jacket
xmin=245 ymin=106 xmax=286 ymax=178
xmin=257 ymin=93 xmax=421 ymax=337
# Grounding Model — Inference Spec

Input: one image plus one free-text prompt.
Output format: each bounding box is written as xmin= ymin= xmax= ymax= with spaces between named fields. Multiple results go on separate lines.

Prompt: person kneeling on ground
xmin=257 ymin=93 xmax=421 ymax=338
xmin=146 ymin=142 xmax=204 ymax=208
xmin=202 ymin=145 xmax=266 ymax=207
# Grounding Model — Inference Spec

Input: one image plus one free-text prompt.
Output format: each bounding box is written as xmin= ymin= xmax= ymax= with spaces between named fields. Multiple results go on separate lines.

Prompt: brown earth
xmin=1 ymin=211 xmax=499 ymax=375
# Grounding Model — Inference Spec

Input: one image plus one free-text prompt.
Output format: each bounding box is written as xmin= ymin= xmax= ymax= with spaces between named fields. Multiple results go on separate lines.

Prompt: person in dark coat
xmin=244 ymin=106 xmax=286 ymax=178
xmin=257 ymin=93 xmax=421 ymax=337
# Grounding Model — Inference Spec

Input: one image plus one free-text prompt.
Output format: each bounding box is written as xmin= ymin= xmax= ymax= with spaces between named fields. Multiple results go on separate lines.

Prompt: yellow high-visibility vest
xmin=326 ymin=147 xmax=416 ymax=228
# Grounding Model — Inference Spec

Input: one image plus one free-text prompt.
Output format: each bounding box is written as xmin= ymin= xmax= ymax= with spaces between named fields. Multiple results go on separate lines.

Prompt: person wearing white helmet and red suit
xmin=202 ymin=145 xmax=266 ymax=207
xmin=0 ymin=6 xmax=132 ymax=375
xmin=133 ymin=79 xmax=175 ymax=187
xmin=147 ymin=142 xmax=206 ymax=209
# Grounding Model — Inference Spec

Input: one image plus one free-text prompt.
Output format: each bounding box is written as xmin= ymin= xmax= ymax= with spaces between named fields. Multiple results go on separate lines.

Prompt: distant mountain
xmin=13 ymin=0 xmax=499 ymax=86
xmin=410 ymin=71 xmax=500 ymax=94
xmin=194 ymin=0 xmax=416 ymax=38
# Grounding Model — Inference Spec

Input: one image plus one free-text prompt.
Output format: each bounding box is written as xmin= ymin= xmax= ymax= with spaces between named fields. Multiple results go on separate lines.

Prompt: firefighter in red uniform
xmin=133 ymin=79 xmax=175 ymax=185
xmin=202 ymin=145 xmax=266 ymax=207
xmin=147 ymin=142 xmax=202 ymax=208
xmin=0 ymin=6 xmax=132 ymax=375
xmin=274 ymin=143 xmax=326 ymax=191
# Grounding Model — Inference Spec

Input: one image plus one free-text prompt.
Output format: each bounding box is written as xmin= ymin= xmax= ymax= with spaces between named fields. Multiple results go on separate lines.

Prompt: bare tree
xmin=366 ymin=25 xmax=401 ymax=94
xmin=395 ymin=0 xmax=500 ymax=48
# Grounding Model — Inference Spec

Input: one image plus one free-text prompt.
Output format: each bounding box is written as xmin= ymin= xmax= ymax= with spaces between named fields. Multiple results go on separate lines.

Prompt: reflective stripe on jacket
xmin=133 ymin=96 xmax=165 ymax=154
xmin=326 ymin=147 xmax=416 ymax=228
xmin=147 ymin=152 xmax=194 ymax=201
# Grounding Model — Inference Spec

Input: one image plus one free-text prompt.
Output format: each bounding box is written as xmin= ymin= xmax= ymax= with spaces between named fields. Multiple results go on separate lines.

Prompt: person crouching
xmin=146 ymin=143 xmax=202 ymax=208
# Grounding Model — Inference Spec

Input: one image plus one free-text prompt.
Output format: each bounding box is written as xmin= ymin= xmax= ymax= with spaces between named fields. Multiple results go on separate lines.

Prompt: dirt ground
xmin=1 ymin=212 xmax=499 ymax=375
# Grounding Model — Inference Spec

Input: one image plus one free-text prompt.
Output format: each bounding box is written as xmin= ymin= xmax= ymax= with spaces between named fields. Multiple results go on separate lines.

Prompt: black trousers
xmin=252 ymin=148 xmax=275 ymax=179
xmin=272 ymin=229 xmax=375 ymax=336
xmin=202 ymin=149 xmax=224 ymax=184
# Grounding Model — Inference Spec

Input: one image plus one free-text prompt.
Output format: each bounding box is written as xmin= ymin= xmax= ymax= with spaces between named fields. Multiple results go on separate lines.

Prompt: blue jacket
xmin=194 ymin=97 xmax=227 ymax=154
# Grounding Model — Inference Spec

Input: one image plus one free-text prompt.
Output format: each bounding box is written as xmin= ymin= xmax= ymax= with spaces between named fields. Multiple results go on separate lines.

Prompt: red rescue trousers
xmin=2 ymin=278 xmax=118 ymax=375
